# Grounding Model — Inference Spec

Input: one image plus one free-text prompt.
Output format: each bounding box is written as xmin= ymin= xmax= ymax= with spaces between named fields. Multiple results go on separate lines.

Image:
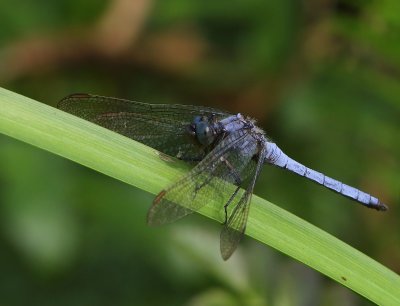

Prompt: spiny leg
xmin=220 ymin=156 xmax=243 ymax=225
xmin=223 ymin=185 xmax=241 ymax=225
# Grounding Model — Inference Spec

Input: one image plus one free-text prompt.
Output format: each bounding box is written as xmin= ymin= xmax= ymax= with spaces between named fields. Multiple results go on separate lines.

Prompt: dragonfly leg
xmin=223 ymin=185 xmax=241 ymax=225
xmin=220 ymin=156 xmax=242 ymax=185
xmin=220 ymin=157 xmax=243 ymax=225
xmin=194 ymin=154 xmax=241 ymax=194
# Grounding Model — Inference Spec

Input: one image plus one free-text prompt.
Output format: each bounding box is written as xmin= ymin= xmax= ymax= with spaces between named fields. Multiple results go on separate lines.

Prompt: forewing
xmin=147 ymin=130 xmax=259 ymax=226
xmin=220 ymin=144 xmax=266 ymax=260
xmin=58 ymin=94 xmax=230 ymax=119
xmin=58 ymin=94 xmax=231 ymax=160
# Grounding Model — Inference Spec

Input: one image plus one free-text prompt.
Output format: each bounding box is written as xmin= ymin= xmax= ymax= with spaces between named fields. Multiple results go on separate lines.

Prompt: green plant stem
xmin=0 ymin=87 xmax=399 ymax=305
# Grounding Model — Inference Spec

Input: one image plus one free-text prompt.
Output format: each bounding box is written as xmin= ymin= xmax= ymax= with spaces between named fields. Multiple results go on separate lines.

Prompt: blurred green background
xmin=0 ymin=0 xmax=399 ymax=305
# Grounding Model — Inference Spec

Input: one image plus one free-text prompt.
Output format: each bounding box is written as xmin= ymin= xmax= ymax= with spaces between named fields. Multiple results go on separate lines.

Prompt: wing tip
xmin=220 ymin=226 xmax=245 ymax=261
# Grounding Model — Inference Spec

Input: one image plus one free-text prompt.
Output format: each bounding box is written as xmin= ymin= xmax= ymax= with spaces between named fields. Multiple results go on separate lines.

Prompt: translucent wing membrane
xmin=58 ymin=94 xmax=230 ymax=121
xmin=58 ymin=94 xmax=230 ymax=161
xmin=220 ymin=145 xmax=266 ymax=260
xmin=147 ymin=130 xmax=260 ymax=254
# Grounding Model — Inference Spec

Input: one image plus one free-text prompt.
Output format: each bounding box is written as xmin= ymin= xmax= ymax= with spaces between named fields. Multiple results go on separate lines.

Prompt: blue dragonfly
xmin=58 ymin=94 xmax=387 ymax=260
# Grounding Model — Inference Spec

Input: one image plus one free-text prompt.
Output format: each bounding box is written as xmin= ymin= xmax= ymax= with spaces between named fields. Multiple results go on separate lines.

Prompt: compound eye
xmin=195 ymin=121 xmax=215 ymax=145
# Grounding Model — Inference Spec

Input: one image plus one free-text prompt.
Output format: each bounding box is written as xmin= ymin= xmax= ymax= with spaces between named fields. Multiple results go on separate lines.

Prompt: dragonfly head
xmin=192 ymin=115 xmax=217 ymax=146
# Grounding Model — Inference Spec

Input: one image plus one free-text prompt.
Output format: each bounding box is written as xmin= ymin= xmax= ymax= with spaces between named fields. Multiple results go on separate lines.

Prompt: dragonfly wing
xmin=58 ymin=94 xmax=231 ymax=120
xmin=86 ymin=111 xmax=206 ymax=160
xmin=58 ymin=94 xmax=231 ymax=161
xmin=147 ymin=189 xmax=193 ymax=225
xmin=220 ymin=144 xmax=266 ymax=260
xmin=147 ymin=130 xmax=260 ymax=226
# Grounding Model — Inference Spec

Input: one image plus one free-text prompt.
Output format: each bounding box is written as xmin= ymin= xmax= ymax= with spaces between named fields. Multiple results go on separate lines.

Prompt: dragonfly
xmin=58 ymin=94 xmax=388 ymax=260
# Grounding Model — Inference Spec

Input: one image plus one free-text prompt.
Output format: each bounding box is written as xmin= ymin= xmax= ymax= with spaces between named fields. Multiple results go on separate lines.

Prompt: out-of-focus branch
xmin=93 ymin=0 xmax=153 ymax=56
xmin=0 ymin=0 xmax=206 ymax=83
